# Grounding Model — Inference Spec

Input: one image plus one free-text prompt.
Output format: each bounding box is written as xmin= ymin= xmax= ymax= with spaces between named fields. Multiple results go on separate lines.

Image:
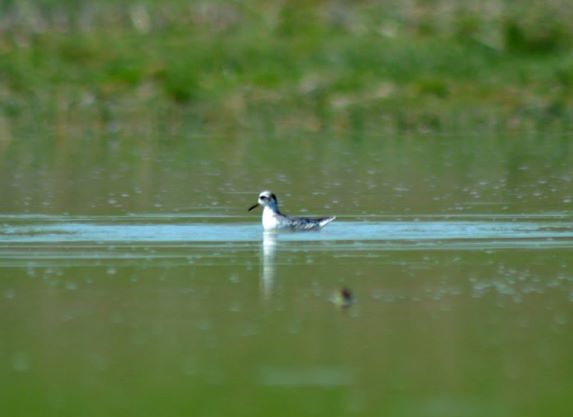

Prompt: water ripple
xmin=1 ymin=215 xmax=573 ymax=243
xmin=1 ymin=214 xmax=573 ymax=266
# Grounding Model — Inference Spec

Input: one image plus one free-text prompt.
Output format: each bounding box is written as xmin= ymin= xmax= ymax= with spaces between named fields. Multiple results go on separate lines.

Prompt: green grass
xmin=1 ymin=0 xmax=573 ymax=136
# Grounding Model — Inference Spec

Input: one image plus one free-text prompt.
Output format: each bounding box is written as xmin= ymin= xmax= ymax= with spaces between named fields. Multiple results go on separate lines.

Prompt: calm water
xmin=1 ymin=132 xmax=573 ymax=417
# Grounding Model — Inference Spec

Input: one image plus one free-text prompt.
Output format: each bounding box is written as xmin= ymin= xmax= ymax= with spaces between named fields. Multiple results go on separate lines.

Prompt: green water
xmin=1 ymin=132 xmax=573 ymax=417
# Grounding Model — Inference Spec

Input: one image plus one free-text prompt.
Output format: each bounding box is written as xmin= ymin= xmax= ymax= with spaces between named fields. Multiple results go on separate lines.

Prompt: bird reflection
xmin=260 ymin=231 xmax=278 ymax=301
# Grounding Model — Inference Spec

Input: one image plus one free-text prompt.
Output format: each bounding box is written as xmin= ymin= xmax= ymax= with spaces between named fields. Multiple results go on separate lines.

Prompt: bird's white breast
xmin=262 ymin=207 xmax=282 ymax=230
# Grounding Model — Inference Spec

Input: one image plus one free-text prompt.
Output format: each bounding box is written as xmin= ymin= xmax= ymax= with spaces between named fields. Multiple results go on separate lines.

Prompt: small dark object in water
xmin=333 ymin=287 xmax=353 ymax=308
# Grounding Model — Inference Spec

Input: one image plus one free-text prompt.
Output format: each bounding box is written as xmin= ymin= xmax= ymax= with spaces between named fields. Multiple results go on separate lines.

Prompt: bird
xmin=248 ymin=190 xmax=336 ymax=231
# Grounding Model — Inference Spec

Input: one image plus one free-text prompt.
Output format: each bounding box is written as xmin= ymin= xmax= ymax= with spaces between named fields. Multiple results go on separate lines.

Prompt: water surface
xmin=1 ymin=133 xmax=573 ymax=417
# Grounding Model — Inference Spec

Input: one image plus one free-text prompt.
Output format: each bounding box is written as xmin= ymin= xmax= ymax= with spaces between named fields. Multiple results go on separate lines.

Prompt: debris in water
xmin=332 ymin=288 xmax=353 ymax=309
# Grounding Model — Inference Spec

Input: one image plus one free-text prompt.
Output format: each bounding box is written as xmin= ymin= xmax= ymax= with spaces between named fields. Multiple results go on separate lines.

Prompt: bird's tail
xmin=319 ymin=216 xmax=336 ymax=228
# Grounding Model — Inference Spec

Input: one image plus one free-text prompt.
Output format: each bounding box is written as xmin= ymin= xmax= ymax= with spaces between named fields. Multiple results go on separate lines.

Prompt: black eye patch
xmin=260 ymin=195 xmax=267 ymax=200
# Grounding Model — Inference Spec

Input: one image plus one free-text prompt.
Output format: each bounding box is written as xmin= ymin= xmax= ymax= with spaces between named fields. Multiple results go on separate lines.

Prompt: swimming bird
xmin=248 ymin=190 xmax=336 ymax=231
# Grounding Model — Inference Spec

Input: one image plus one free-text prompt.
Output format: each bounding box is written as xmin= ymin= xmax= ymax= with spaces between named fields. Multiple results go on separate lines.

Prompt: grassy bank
xmin=1 ymin=0 xmax=573 ymax=137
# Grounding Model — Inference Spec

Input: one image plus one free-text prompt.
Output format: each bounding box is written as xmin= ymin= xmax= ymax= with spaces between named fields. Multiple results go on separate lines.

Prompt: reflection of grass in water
xmin=1 ymin=1 xmax=573 ymax=135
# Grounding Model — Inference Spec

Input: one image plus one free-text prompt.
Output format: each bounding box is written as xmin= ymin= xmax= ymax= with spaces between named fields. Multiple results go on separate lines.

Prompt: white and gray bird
xmin=248 ymin=190 xmax=336 ymax=231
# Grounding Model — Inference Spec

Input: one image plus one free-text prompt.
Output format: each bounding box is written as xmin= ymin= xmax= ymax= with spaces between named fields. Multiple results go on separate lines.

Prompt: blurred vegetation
xmin=0 ymin=0 xmax=573 ymax=137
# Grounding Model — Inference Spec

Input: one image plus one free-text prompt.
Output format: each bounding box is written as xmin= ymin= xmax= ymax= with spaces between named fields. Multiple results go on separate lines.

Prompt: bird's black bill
xmin=248 ymin=203 xmax=259 ymax=211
